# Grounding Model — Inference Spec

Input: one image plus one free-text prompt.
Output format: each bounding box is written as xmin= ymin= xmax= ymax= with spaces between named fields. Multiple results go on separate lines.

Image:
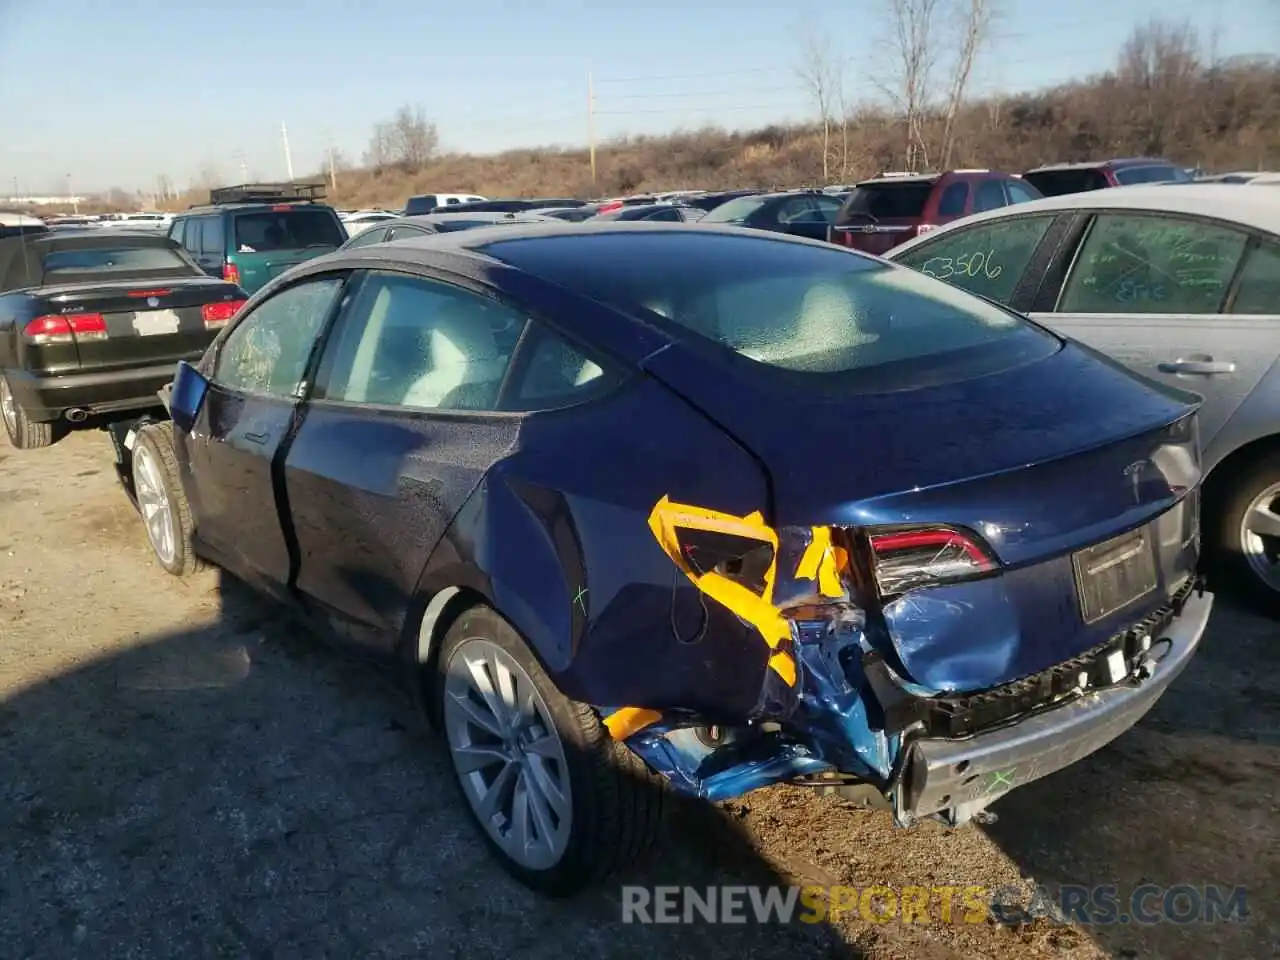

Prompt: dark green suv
xmin=167 ymin=182 xmax=347 ymax=294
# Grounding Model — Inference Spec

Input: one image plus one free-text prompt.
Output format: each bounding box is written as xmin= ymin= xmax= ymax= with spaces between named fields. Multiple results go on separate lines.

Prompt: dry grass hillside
xmin=248 ymin=46 xmax=1280 ymax=211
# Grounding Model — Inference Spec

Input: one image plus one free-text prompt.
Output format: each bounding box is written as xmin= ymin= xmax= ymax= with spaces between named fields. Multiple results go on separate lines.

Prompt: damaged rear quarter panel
xmin=420 ymin=374 xmax=775 ymax=719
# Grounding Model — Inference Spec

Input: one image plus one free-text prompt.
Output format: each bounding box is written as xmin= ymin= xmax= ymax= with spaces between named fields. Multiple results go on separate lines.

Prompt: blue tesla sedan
xmin=123 ymin=222 xmax=1213 ymax=897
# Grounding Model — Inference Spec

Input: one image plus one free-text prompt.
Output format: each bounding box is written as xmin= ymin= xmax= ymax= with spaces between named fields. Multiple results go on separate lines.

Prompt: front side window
xmin=892 ymin=215 xmax=1057 ymax=304
xmin=700 ymin=195 xmax=769 ymax=223
xmin=214 ymin=276 xmax=345 ymax=397
xmin=343 ymin=226 xmax=391 ymax=249
xmin=317 ymin=272 xmax=524 ymax=411
xmin=1058 ymin=214 xmax=1248 ymax=314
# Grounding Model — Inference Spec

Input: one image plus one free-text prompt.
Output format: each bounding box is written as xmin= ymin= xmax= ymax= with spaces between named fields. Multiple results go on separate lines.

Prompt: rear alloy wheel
xmin=0 ymin=375 xmax=55 ymax=449
xmin=1212 ymin=453 xmax=1280 ymax=616
xmin=132 ymin=423 xmax=204 ymax=577
xmin=435 ymin=605 xmax=664 ymax=896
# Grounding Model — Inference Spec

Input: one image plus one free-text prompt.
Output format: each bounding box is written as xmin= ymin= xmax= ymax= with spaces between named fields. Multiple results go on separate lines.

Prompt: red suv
xmin=828 ymin=170 xmax=1041 ymax=256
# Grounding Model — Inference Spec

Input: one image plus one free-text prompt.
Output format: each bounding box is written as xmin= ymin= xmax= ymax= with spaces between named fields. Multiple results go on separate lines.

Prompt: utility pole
xmin=327 ymin=145 xmax=338 ymax=192
xmin=587 ymin=69 xmax=596 ymax=188
xmin=66 ymin=173 xmax=78 ymax=214
xmin=281 ymin=121 xmax=295 ymax=182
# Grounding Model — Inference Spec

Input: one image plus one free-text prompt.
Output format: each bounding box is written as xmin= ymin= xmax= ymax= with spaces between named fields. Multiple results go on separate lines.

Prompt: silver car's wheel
xmin=1239 ymin=479 xmax=1280 ymax=594
xmin=443 ymin=636 xmax=573 ymax=872
xmin=133 ymin=443 xmax=177 ymax=567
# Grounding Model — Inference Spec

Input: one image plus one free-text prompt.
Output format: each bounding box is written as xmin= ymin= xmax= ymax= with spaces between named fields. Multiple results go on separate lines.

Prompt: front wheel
xmin=434 ymin=605 xmax=665 ymax=896
xmin=132 ymin=423 xmax=204 ymax=577
xmin=0 ymin=375 xmax=55 ymax=449
xmin=1210 ymin=452 xmax=1280 ymax=616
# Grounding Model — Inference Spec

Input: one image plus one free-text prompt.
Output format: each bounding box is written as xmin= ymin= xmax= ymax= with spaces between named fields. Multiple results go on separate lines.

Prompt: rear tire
xmin=132 ymin=423 xmax=204 ymax=577
xmin=1209 ymin=452 xmax=1280 ymax=616
xmin=434 ymin=604 xmax=664 ymax=897
xmin=0 ymin=375 xmax=55 ymax=450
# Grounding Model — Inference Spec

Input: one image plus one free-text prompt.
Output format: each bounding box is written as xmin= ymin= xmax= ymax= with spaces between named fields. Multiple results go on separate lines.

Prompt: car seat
xmin=738 ymin=281 xmax=880 ymax=367
xmin=400 ymin=305 xmax=508 ymax=409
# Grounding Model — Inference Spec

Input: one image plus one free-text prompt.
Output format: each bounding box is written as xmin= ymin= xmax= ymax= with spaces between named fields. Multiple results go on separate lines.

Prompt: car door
xmin=888 ymin=212 xmax=1066 ymax=312
xmin=282 ymin=269 xmax=530 ymax=649
xmin=1028 ymin=211 xmax=1272 ymax=445
xmin=182 ymin=273 xmax=349 ymax=593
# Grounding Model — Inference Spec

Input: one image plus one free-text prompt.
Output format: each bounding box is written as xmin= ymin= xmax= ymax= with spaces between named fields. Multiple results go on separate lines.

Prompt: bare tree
xmin=796 ymin=30 xmax=847 ymax=181
xmin=939 ymin=0 xmax=998 ymax=166
xmin=1116 ymin=19 xmax=1202 ymax=155
xmin=364 ymin=121 xmax=395 ymax=172
xmin=365 ymin=105 xmax=439 ymax=172
xmin=873 ymin=0 xmax=948 ymax=168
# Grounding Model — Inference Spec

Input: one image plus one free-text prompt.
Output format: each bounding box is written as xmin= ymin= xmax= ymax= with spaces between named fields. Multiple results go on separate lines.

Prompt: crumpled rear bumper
xmin=894 ymin=588 xmax=1213 ymax=822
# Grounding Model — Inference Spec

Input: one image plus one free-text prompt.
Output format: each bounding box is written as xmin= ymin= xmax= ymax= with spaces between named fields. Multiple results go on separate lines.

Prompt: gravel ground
xmin=0 ymin=429 xmax=1276 ymax=959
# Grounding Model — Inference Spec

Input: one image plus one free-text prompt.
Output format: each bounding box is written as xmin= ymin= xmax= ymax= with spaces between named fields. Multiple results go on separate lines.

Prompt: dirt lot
xmin=0 ymin=430 xmax=1276 ymax=960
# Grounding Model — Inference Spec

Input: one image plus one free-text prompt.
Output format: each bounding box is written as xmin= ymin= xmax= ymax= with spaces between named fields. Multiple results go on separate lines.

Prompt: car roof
xmin=886 ymin=184 xmax=1280 ymax=257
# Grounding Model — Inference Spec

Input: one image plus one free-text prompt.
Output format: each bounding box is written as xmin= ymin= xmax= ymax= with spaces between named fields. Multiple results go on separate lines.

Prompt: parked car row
xmin=1 ymin=168 xmax=1269 ymax=903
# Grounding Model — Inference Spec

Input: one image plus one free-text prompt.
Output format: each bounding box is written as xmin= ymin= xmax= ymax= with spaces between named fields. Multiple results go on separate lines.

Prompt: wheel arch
xmin=1202 ymin=431 xmax=1280 ymax=514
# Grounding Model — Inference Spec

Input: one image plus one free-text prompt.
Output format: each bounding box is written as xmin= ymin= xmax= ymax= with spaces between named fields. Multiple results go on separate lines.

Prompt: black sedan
xmin=0 ymin=231 xmax=246 ymax=448
xmin=698 ymin=190 xmax=845 ymax=241
xmin=340 ymin=212 xmax=561 ymax=250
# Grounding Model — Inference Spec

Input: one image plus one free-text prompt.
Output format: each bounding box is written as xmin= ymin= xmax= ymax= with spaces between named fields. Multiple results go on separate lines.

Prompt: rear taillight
xmin=868 ymin=527 xmax=996 ymax=598
xmin=597 ymin=201 xmax=624 ymax=214
xmin=222 ymin=262 xmax=241 ymax=285
xmin=201 ymin=300 xmax=246 ymax=329
xmin=23 ymin=313 xmax=107 ymax=344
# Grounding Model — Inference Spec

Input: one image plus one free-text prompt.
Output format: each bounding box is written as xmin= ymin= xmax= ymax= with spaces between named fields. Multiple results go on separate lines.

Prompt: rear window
xmin=840 ymin=182 xmax=935 ymax=220
xmin=1112 ymin=164 xmax=1191 ymax=186
xmin=1022 ymin=169 xmax=1109 ymax=196
xmin=42 ymin=246 xmax=189 ymax=275
xmin=404 ymin=195 xmax=439 ymax=215
xmin=481 ymin=232 xmax=1058 ymax=387
xmin=233 ymin=210 xmax=344 ymax=252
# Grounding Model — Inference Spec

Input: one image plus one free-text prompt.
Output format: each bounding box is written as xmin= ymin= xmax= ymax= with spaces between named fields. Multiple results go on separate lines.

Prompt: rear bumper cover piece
xmin=6 ymin=363 xmax=180 ymax=421
xmin=894 ymin=587 xmax=1213 ymax=822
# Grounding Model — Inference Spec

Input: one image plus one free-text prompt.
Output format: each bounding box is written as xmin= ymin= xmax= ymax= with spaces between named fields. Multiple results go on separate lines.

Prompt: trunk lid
xmin=31 ymin=277 xmax=243 ymax=369
xmin=642 ymin=339 xmax=1203 ymax=692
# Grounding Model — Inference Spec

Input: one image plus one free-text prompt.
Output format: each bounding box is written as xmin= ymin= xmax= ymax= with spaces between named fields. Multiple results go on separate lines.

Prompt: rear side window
xmin=202 ymin=217 xmax=225 ymax=256
xmin=42 ymin=246 xmax=190 ymax=275
xmin=893 ymin=215 xmax=1057 ymax=305
xmin=936 ymin=183 xmax=969 ymax=216
xmin=841 ymin=182 xmax=934 ymax=220
xmin=233 ymin=210 xmax=344 ymax=252
xmin=1230 ymin=240 xmax=1280 ymax=315
xmin=482 ymin=232 xmax=1057 ymax=387
xmin=700 ymin=196 xmax=768 ymax=223
xmin=973 ymin=180 xmax=1008 ymax=213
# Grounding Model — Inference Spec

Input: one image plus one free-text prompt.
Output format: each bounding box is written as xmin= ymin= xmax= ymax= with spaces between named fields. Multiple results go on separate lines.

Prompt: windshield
xmin=481 ymin=232 xmax=1057 ymax=384
xmin=700 ymin=195 xmax=768 ymax=223
xmin=1113 ymin=164 xmax=1191 ymax=185
xmin=42 ymin=246 xmax=189 ymax=274
xmin=233 ymin=210 xmax=344 ymax=252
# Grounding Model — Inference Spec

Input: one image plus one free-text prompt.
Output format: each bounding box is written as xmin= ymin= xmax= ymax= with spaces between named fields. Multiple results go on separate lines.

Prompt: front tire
xmin=1209 ymin=452 xmax=1280 ymax=616
xmin=132 ymin=423 xmax=204 ymax=577
xmin=435 ymin=605 xmax=664 ymax=896
xmin=0 ymin=375 xmax=55 ymax=449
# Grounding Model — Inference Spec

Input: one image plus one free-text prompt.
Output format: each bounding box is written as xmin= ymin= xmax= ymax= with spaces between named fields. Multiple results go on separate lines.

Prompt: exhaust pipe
xmin=64 ymin=408 xmax=89 ymax=423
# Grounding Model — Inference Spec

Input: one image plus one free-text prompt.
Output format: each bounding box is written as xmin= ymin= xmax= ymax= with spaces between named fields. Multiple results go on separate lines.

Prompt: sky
xmin=0 ymin=0 xmax=1275 ymax=195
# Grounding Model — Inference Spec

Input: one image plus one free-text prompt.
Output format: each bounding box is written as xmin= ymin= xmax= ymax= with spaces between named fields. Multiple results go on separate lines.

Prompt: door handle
xmin=244 ymin=431 xmax=270 ymax=444
xmin=1157 ymin=359 xmax=1236 ymax=375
